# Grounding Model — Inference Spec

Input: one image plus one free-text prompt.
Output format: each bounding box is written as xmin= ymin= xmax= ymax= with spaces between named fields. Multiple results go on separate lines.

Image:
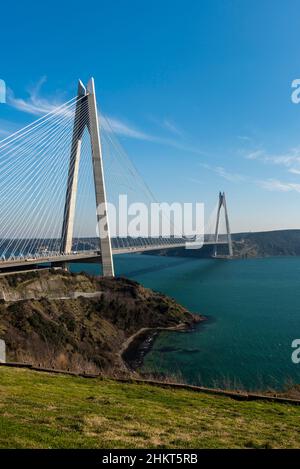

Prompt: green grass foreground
xmin=0 ymin=367 xmax=300 ymax=449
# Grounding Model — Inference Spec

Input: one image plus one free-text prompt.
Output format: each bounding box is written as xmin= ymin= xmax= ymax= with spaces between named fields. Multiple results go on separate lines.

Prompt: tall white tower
xmin=213 ymin=191 xmax=233 ymax=257
xmin=61 ymin=78 xmax=114 ymax=277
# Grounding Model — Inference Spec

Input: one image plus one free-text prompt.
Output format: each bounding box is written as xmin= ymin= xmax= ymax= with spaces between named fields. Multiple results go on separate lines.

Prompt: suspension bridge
xmin=0 ymin=78 xmax=232 ymax=276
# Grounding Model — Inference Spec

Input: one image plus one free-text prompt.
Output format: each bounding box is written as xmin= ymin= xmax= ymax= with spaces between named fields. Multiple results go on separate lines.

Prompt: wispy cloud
xmin=188 ymin=177 xmax=204 ymax=185
xmin=245 ymin=147 xmax=300 ymax=174
xmin=237 ymin=135 xmax=252 ymax=142
xmin=199 ymin=160 xmax=300 ymax=195
xmin=288 ymin=168 xmax=300 ymax=175
xmin=161 ymin=118 xmax=183 ymax=137
xmin=214 ymin=166 xmax=245 ymax=182
xmin=256 ymin=179 xmax=300 ymax=193
xmin=101 ymin=116 xmax=204 ymax=154
xmin=240 ymin=141 xmax=300 ymax=193
xmin=155 ymin=137 xmax=204 ymax=155
xmin=7 ymin=78 xmax=153 ymax=141
xmin=6 ymin=78 xmax=204 ymax=156
xmin=148 ymin=116 xmax=184 ymax=137
xmin=245 ymin=150 xmax=265 ymax=160
xmin=200 ymin=163 xmax=246 ymax=182
xmin=101 ymin=115 xmax=153 ymax=140
xmin=7 ymin=77 xmax=65 ymax=116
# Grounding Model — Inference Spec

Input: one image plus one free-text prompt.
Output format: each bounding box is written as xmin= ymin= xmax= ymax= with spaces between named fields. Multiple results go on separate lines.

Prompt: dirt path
xmin=3 ymin=291 xmax=103 ymax=302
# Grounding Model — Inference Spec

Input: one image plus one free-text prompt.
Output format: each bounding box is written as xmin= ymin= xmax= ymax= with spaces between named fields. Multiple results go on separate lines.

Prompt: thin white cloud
xmin=289 ymin=168 xmax=300 ymax=175
xmin=148 ymin=115 xmax=184 ymax=137
xmin=101 ymin=116 xmax=203 ymax=154
xmin=256 ymin=179 xmax=300 ymax=193
xmin=7 ymin=94 xmax=57 ymax=115
xmin=7 ymin=77 xmax=64 ymax=116
xmin=161 ymin=118 xmax=183 ymax=137
xmin=8 ymin=87 xmax=156 ymax=142
xmin=245 ymin=147 xmax=300 ymax=174
xmin=188 ymin=177 xmax=204 ymax=185
xmin=237 ymin=135 xmax=252 ymax=142
xmin=155 ymin=137 xmax=205 ymax=155
xmin=199 ymin=161 xmax=300 ymax=195
xmin=6 ymin=78 xmax=206 ymax=156
xmin=200 ymin=163 xmax=245 ymax=182
xmin=100 ymin=115 xmax=153 ymax=140
xmin=245 ymin=150 xmax=265 ymax=160
xmin=7 ymin=78 xmax=152 ymax=141
xmin=214 ymin=166 xmax=245 ymax=182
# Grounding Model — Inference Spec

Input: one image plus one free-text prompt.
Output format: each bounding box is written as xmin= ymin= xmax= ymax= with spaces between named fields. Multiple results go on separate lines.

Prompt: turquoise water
xmin=71 ymin=255 xmax=300 ymax=391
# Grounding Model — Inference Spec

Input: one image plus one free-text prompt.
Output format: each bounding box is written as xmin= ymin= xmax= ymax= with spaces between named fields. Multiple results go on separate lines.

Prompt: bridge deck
xmin=0 ymin=241 xmax=228 ymax=272
xmin=112 ymin=240 xmax=226 ymax=254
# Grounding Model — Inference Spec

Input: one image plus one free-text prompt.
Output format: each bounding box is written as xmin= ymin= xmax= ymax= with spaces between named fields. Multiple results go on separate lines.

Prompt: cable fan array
xmin=0 ymin=93 xmax=228 ymax=263
xmin=100 ymin=114 xmax=194 ymax=250
xmin=100 ymin=114 xmax=229 ymax=250
xmin=0 ymin=96 xmax=90 ymax=260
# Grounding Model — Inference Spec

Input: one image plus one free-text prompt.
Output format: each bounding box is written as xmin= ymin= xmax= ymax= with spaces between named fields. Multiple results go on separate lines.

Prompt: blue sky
xmin=1 ymin=0 xmax=300 ymax=232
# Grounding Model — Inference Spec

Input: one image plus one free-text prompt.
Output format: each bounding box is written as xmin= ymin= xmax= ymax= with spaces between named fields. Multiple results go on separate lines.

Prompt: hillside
xmin=140 ymin=230 xmax=300 ymax=259
xmin=0 ymin=270 xmax=201 ymax=373
xmin=1 ymin=367 xmax=300 ymax=449
xmin=232 ymin=230 xmax=300 ymax=258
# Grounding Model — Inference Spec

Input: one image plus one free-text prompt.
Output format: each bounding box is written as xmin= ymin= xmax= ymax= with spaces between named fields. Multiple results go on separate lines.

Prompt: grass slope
xmin=0 ymin=368 xmax=300 ymax=449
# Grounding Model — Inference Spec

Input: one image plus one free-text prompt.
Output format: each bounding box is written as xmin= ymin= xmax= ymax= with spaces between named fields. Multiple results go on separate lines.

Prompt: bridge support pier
xmin=60 ymin=78 xmax=114 ymax=277
xmin=61 ymin=80 xmax=87 ymax=255
xmin=213 ymin=192 xmax=233 ymax=257
xmin=87 ymin=78 xmax=114 ymax=277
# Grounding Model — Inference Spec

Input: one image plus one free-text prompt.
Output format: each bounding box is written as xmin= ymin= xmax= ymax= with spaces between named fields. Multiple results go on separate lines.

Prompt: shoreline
xmin=120 ymin=314 xmax=206 ymax=371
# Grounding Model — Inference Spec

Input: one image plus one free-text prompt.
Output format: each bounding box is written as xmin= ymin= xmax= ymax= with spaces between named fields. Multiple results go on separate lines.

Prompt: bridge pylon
xmin=213 ymin=191 xmax=233 ymax=258
xmin=61 ymin=78 xmax=114 ymax=277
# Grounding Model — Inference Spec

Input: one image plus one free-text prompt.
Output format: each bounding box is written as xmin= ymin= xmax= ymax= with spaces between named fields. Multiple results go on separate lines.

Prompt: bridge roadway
xmin=0 ymin=241 xmax=228 ymax=272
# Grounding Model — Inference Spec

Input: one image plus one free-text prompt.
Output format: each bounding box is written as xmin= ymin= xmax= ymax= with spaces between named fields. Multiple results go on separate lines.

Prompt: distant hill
xmin=143 ymin=230 xmax=300 ymax=259
xmin=232 ymin=230 xmax=300 ymax=258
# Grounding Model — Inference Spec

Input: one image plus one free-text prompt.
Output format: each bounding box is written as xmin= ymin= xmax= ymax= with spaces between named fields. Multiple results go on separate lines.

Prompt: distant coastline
xmin=139 ymin=229 xmax=300 ymax=259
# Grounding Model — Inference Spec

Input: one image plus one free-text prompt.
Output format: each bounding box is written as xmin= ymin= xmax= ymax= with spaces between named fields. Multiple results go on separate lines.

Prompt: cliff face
xmin=0 ymin=270 xmax=100 ymax=301
xmin=0 ymin=270 xmax=200 ymax=373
